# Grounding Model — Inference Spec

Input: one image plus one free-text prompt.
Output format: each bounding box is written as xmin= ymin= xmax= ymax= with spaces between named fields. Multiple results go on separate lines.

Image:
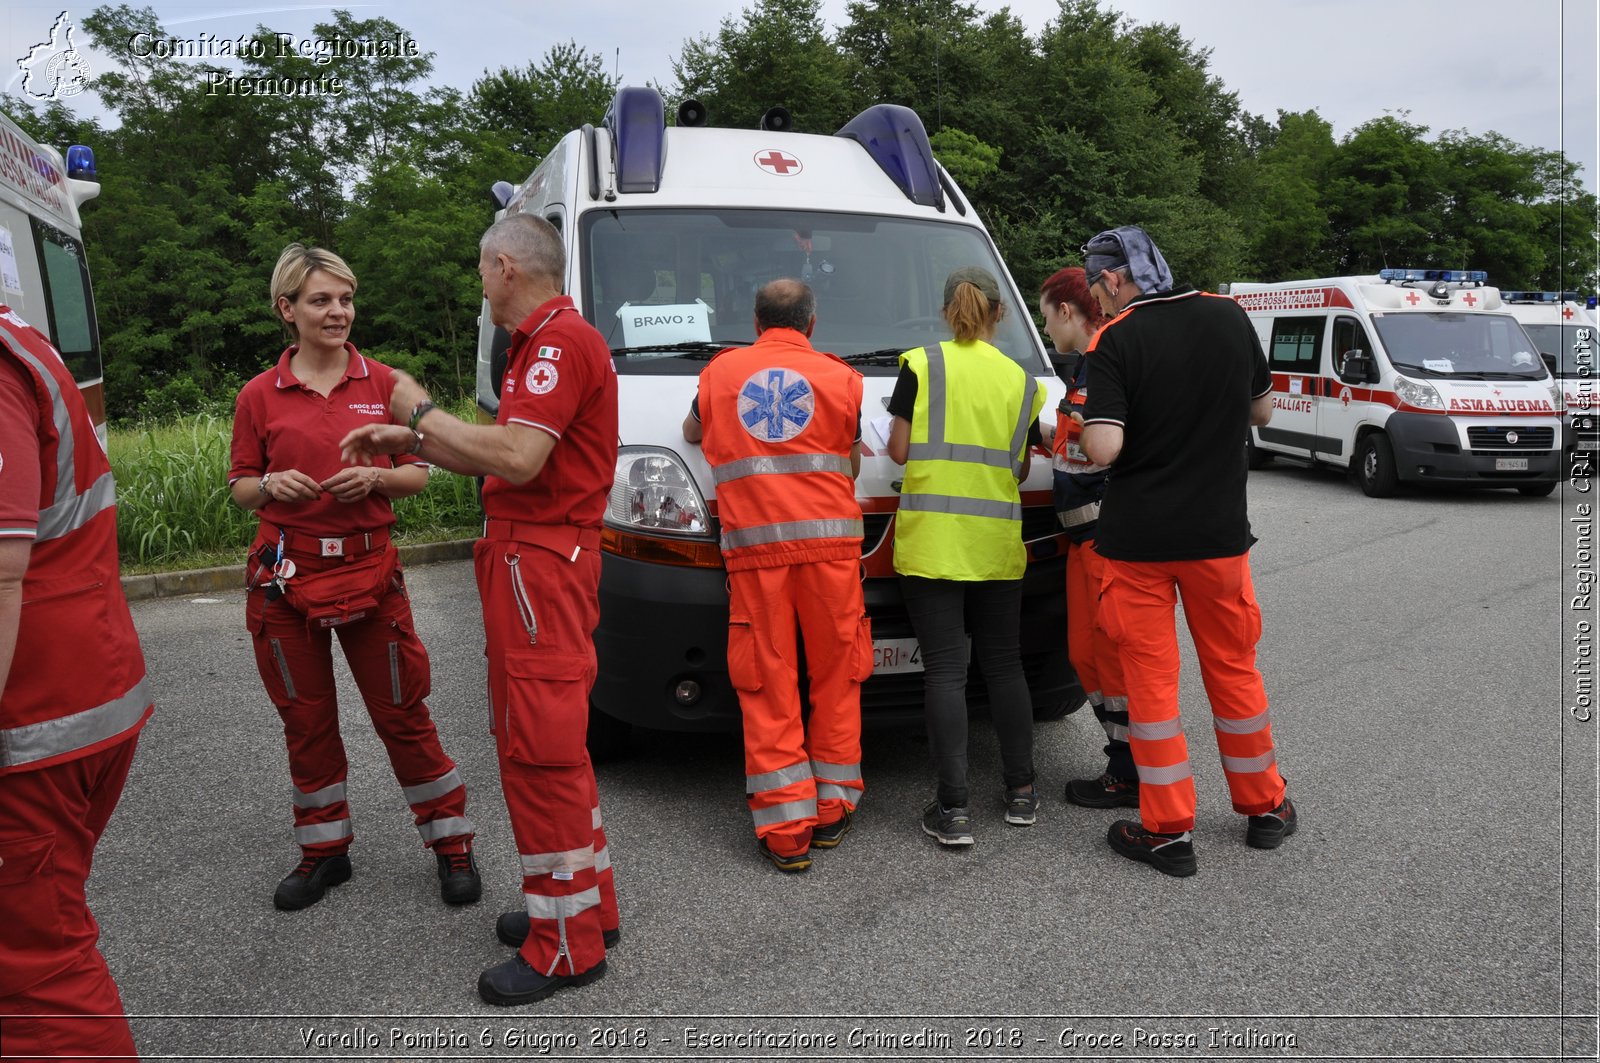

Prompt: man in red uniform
xmin=0 ymin=307 xmax=151 ymax=1057
xmin=340 ymin=213 xmax=619 ymax=1006
xmin=682 ymin=279 xmax=868 ymax=873
xmin=1079 ymin=225 xmax=1297 ymax=878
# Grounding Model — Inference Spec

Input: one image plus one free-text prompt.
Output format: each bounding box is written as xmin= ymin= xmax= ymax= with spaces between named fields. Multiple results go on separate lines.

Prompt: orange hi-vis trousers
xmin=1098 ymin=553 xmax=1286 ymax=834
xmin=1066 ymin=540 xmax=1130 ymax=769
xmin=727 ymin=558 xmax=870 ymax=858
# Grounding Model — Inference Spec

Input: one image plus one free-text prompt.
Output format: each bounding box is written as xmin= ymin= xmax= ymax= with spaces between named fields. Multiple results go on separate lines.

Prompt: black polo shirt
xmin=1081 ymin=286 xmax=1270 ymax=561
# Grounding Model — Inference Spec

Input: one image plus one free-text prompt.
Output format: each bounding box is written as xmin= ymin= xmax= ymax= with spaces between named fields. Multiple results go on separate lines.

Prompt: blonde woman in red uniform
xmin=229 ymin=244 xmax=479 ymax=911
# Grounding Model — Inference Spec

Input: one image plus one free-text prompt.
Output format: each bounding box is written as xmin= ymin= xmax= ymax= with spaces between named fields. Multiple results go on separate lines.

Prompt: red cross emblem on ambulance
xmin=755 ymin=150 xmax=802 ymax=176
xmin=1404 ymin=291 xmax=1421 ymax=306
xmin=1461 ymin=292 xmax=1477 ymax=307
xmin=1565 ymin=306 xmax=1576 ymax=320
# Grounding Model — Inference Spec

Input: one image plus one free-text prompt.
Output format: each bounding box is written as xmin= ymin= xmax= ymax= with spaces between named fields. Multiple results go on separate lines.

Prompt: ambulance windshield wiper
xmin=837 ymin=348 xmax=908 ymax=366
xmin=609 ymin=340 xmax=750 ymax=360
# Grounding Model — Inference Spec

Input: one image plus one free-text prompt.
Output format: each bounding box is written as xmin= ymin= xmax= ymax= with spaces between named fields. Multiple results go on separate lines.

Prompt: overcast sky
xmin=4 ymin=0 xmax=1596 ymax=197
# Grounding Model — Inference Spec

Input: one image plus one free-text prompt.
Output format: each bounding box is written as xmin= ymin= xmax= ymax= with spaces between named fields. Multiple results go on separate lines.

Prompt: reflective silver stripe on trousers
xmin=896 ymin=494 xmax=1021 ymax=521
xmin=592 ymin=806 xmax=603 ymax=830
xmin=1134 ymin=760 xmax=1193 ymax=787
xmin=521 ymin=845 xmax=595 ymax=876
xmin=295 ymin=819 xmax=352 ymax=845
xmin=292 ymin=781 xmax=347 ymax=809
xmin=1103 ymin=694 xmax=1129 ymax=713
xmin=751 ymin=798 xmax=817 ymax=827
xmin=810 ymin=758 xmax=861 ymax=781
xmin=1129 ymin=718 xmax=1185 ymax=741
xmin=419 ymin=815 xmax=474 ymax=843
xmin=1214 ymin=710 xmax=1271 ymax=735
xmin=747 ymin=760 xmax=813 ymax=794
xmin=1221 ymin=751 xmax=1277 ymax=774
xmin=0 ymin=676 xmax=151 ymax=769
xmin=722 ymin=518 xmax=863 ymax=551
xmin=403 ymin=768 xmax=464 ymax=805
xmin=713 ymin=453 xmax=852 ymax=484
xmin=594 ymin=845 xmax=612 ymax=873
xmin=388 ymin=643 xmax=402 ymax=704
xmin=1060 ymin=501 xmax=1101 ymax=528
xmin=817 ymin=782 xmax=863 ymax=803
xmin=1102 ymin=720 xmax=1130 ymax=743
xmin=270 ymin=639 xmax=297 ymax=700
xmin=524 ymin=886 xmax=601 ymax=921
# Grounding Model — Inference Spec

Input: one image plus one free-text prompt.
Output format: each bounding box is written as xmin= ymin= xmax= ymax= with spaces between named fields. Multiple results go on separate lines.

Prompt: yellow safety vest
xmin=894 ymin=339 xmax=1043 ymax=581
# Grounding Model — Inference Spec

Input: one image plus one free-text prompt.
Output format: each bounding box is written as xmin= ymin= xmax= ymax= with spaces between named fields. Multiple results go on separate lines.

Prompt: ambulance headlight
xmin=1394 ymin=375 xmax=1445 ymax=411
xmin=1551 ymin=384 xmax=1566 ymax=413
xmin=608 ymin=447 xmax=710 ymax=536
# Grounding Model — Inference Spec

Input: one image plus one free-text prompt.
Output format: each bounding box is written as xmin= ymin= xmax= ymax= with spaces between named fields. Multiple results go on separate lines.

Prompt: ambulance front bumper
xmin=1386 ymin=412 xmax=1562 ymax=486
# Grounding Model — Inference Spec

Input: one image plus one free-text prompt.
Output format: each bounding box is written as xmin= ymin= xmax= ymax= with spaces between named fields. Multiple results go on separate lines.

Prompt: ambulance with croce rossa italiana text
xmin=1229 ymin=269 xmax=1563 ymax=497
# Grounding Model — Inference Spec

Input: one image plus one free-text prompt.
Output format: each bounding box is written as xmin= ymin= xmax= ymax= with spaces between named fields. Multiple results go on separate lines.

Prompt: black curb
xmin=120 ymin=538 xmax=478 ymax=602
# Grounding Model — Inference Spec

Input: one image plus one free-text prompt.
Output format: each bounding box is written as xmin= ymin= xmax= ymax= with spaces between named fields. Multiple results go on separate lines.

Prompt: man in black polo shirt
xmin=1079 ymin=225 xmax=1297 ymax=877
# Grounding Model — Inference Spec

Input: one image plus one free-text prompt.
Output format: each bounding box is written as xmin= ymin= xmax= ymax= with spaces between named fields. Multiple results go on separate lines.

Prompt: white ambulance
xmin=1230 ymin=269 xmax=1563 ymax=498
xmin=476 ymin=88 xmax=1075 ymax=754
xmin=0 ymin=110 xmax=104 ymax=437
xmin=1497 ymin=290 xmax=1597 ymax=463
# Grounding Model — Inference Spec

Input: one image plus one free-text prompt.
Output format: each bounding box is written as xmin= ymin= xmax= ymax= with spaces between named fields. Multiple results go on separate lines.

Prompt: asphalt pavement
xmin=93 ymin=464 xmax=1592 ymax=1062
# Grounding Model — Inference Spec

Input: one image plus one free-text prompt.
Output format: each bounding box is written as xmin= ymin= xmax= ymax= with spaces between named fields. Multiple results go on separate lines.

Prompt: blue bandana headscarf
xmin=1083 ymin=225 xmax=1174 ymax=295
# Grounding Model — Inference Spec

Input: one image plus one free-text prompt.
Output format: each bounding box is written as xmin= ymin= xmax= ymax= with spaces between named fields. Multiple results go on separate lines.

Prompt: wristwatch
xmin=408 ymin=399 xmax=437 ymax=431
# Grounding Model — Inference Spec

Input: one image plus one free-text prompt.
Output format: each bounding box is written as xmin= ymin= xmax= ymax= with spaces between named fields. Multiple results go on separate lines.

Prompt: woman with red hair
xmin=1039 ymin=267 xmax=1137 ymax=810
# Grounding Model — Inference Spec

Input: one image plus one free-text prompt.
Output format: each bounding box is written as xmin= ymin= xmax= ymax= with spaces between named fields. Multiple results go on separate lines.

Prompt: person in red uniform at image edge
xmin=339 ymin=213 xmax=620 ymax=1007
xmin=0 ymin=306 xmax=151 ymax=1059
xmin=228 ymin=244 xmax=480 ymax=911
xmin=1038 ymin=267 xmax=1138 ymax=810
xmin=681 ymin=278 xmax=870 ymax=874
xmin=1078 ymin=225 xmax=1298 ymax=878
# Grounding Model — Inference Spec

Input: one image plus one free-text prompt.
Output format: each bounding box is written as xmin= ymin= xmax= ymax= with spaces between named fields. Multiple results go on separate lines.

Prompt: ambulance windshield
xmin=581 ymin=208 xmax=1046 ymax=375
xmin=1372 ymin=312 xmax=1548 ymax=379
xmin=1523 ymin=323 xmax=1594 ymax=376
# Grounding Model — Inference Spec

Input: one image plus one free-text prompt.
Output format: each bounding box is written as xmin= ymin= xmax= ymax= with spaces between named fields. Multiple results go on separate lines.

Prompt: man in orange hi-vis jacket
xmin=683 ymin=278 xmax=870 ymax=874
xmin=1078 ymin=226 xmax=1298 ymax=878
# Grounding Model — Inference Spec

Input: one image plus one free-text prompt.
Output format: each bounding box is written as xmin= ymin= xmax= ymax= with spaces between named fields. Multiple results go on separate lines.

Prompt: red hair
xmin=1040 ymin=267 xmax=1105 ymax=330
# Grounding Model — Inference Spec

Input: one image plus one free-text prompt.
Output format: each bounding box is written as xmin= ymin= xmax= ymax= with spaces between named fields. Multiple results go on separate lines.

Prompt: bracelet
xmin=406 ymin=429 xmax=425 ymax=455
xmin=408 ymin=399 xmax=437 ymax=432
xmin=258 ymin=472 xmax=272 ymax=498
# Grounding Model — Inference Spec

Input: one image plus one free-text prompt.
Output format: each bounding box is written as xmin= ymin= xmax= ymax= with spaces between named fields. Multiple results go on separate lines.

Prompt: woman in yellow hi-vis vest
xmin=887 ymin=267 xmax=1046 ymax=846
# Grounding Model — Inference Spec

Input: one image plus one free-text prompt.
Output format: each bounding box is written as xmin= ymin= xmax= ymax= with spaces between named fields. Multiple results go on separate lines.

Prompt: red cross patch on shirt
xmin=525 ymin=361 xmax=560 ymax=395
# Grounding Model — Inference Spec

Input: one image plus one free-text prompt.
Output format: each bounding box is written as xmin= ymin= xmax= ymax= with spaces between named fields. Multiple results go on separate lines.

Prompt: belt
xmin=263 ymin=522 xmax=391 ymax=560
xmin=483 ymin=519 xmax=601 ymax=561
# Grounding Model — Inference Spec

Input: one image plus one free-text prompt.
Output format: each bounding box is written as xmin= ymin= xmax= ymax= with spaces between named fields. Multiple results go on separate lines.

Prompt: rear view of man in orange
xmin=684 ymin=279 xmax=869 ymax=873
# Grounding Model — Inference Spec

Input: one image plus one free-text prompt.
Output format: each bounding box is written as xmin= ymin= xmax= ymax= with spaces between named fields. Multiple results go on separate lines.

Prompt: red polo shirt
xmin=0 ymin=357 xmax=42 ymax=540
xmin=229 ymin=344 xmax=423 ymax=535
xmin=483 ymin=296 xmax=619 ymax=528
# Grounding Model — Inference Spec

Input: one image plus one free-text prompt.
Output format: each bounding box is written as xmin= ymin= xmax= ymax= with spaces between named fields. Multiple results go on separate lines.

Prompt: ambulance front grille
xmin=1466 ymin=426 xmax=1554 ymax=450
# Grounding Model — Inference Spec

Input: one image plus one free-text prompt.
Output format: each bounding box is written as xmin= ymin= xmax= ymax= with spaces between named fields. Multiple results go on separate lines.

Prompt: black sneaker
xmin=477 ymin=954 xmax=606 ymax=1007
xmin=1003 ymin=789 xmax=1039 ymax=826
xmin=921 ymin=802 xmax=975 ymax=847
xmin=495 ymin=910 xmax=620 ymax=950
xmin=436 ymin=850 xmax=482 ymax=906
xmin=758 ymin=837 xmax=812 ymax=873
xmin=1107 ymin=820 xmax=1197 ymax=877
xmin=810 ymin=812 xmax=852 ymax=849
xmin=1246 ymin=795 xmax=1299 ymax=849
xmin=273 ymin=853 xmax=352 ymax=910
xmin=1065 ymin=771 xmax=1140 ymax=809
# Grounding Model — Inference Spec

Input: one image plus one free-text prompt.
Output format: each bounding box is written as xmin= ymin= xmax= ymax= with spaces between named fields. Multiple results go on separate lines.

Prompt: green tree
xmin=470 ymin=42 xmax=618 ymax=163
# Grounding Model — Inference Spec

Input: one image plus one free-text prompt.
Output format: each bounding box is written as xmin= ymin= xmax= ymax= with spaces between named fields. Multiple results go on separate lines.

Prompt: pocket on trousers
xmin=0 ymin=832 xmax=63 ymax=995
xmin=1095 ymin=571 xmax=1127 ymax=645
xmin=1237 ymin=578 xmax=1263 ymax=650
xmin=852 ymin=613 xmax=875 ymax=682
xmin=503 ymin=648 xmax=594 ymax=767
xmin=727 ymin=617 xmax=763 ymax=693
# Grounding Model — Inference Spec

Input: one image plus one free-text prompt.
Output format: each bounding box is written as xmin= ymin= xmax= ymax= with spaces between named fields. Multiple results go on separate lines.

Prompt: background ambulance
xmin=1230 ymin=269 xmax=1563 ymax=498
xmin=476 ymin=88 xmax=1077 ymax=756
xmin=0 ymin=110 xmax=104 ymax=438
xmin=1498 ymin=290 xmax=1597 ymax=463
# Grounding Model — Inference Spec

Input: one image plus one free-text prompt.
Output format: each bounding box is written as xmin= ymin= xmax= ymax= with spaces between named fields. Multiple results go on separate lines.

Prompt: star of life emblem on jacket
xmin=738 ymin=367 xmax=814 ymax=442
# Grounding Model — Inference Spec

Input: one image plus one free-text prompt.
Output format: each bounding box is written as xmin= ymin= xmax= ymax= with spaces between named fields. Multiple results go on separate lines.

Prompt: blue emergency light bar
xmin=65 ymin=145 xmax=95 ymax=179
xmin=604 ymin=87 xmax=666 ymax=195
xmin=835 ymin=104 xmax=943 ymax=209
xmin=1499 ymin=290 xmax=1583 ymax=303
xmin=1378 ymin=268 xmax=1488 ymax=283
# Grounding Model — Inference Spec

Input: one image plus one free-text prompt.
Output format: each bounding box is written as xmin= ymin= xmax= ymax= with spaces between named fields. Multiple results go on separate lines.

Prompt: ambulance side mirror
xmin=1339 ymin=350 xmax=1376 ymax=384
xmin=1541 ymin=353 xmax=1558 ymax=376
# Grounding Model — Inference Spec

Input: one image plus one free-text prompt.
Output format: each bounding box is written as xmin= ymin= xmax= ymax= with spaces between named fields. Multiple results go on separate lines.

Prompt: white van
xmin=1230 ymin=269 xmax=1563 ymax=497
xmin=0 ymin=110 xmax=104 ymax=436
xmin=1498 ymin=290 xmax=1597 ymax=465
xmin=476 ymin=88 xmax=1076 ymax=753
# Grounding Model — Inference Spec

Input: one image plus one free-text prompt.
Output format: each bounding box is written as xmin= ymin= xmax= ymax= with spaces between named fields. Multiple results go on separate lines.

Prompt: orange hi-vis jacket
xmin=698 ymin=329 xmax=865 ymax=572
xmin=0 ymin=310 xmax=151 ymax=775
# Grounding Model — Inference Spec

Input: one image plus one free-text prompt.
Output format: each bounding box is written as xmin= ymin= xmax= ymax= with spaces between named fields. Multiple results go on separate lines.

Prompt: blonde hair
xmin=943 ymin=281 xmax=1002 ymax=343
xmin=270 ymin=243 xmax=358 ymax=314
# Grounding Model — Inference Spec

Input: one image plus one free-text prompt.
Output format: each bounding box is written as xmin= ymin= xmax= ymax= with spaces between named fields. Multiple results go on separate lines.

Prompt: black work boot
xmin=273 ymin=853 xmax=352 ymax=910
xmin=495 ymin=910 xmax=621 ymax=950
xmin=477 ymin=954 xmax=607 ymax=1006
xmin=436 ymin=849 xmax=482 ymax=905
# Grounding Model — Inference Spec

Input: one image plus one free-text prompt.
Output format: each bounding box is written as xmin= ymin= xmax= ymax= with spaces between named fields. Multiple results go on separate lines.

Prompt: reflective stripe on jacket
xmin=0 ymin=311 xmax=151 ymax=772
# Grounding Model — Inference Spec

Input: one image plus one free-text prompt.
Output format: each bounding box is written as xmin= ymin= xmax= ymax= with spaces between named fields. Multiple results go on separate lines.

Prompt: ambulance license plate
xmin=872 ymin=637 xmax=925 ymax=675
xmin=1495 ymin=457 xmax=1529 ymax=471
